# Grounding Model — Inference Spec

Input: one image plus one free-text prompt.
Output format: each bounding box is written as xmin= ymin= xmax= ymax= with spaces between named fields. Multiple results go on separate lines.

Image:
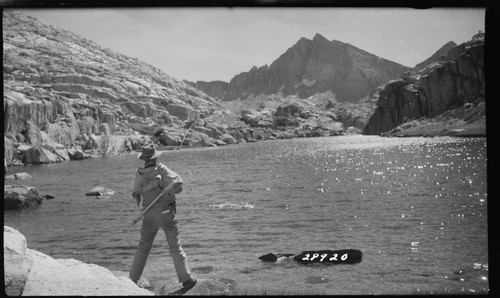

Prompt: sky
xmin=19 ymin=7 xmax=485 ymax=82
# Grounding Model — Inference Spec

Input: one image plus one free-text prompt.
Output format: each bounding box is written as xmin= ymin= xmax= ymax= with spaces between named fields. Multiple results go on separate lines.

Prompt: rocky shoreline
xmin=4 ymin=226 xmax=236 ymax=296
xmin=4 ymin=226 xmax=154 ymax=296
xmin=380 ymin=100 xmax=486 ymax=138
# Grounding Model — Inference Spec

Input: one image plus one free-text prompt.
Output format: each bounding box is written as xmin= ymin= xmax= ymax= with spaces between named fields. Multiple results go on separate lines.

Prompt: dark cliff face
xmin=363 ymin=33 xmax=484 ymax=135
xmin=216 ymin=33 xmax=410 ymax=103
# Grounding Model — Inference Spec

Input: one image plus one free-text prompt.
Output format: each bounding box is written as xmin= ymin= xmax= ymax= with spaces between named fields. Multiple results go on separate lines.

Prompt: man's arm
xmin=132 ymin=169 xmax=144 ymax=207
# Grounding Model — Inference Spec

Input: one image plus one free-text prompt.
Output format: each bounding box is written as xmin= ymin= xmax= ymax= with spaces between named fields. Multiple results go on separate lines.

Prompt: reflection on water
xmin=4 ymin=135 xmax=488 ymax=294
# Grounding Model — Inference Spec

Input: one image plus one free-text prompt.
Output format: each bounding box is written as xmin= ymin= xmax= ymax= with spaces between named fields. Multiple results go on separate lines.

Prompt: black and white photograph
xmin=3 ymin=2 xmax=488 ymax=296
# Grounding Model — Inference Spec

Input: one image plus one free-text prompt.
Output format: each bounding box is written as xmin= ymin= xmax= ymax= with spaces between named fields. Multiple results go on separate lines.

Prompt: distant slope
xmin=184 ymin=80 xmax=228 ymax=102
xmin=194 ymin=33 xmax=410 ymax=103
xmin=3 ymin=9 xmax=223 ymax=151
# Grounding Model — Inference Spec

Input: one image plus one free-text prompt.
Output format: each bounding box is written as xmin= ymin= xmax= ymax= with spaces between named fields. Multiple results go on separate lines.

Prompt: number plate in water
xmin=293 ymin=249 xmax=362 ymax=265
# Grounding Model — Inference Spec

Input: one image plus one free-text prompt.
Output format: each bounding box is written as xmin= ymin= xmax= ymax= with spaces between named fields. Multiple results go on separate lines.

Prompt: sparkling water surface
xmin=4 ymin=135 xmax=488 ymax=294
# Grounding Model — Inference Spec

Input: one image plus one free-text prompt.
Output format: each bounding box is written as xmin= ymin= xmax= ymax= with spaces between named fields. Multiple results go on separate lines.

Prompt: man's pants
xmin=129 ymin=206 xmax=192 ymax=283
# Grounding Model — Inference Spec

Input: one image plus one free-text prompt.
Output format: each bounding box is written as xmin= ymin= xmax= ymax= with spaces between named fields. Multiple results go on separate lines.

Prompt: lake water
xmin=4 ymin=135 xmax=488 ymax=295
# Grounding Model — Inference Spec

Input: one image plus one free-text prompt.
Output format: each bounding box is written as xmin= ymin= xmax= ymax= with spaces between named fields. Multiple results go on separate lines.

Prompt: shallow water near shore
xmin=4 ymin=135 xmax=488 ymax=295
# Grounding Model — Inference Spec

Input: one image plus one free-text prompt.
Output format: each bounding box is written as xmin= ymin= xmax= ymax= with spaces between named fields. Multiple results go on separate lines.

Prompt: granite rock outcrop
xmin=363 ymin=32 xmax=485 ymax=136
xmin=4 ymin=226 xmax=154 ymax=296
xmin=3 ymin=9 xmax=224 ymax=166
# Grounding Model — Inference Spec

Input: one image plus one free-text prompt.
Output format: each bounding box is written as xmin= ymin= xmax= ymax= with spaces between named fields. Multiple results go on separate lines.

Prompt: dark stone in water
xmin=258 ymin=253 xmax=295 ymax=262
xmin=4 ymin=185 xmax=45 ymax=209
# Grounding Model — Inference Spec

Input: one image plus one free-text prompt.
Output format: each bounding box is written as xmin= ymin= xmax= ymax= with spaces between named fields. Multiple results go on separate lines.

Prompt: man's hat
xmin=138 ymin=144 xmax=162 ymax=160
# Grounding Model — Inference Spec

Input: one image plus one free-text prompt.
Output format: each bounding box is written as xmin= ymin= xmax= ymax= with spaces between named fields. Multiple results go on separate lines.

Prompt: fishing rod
xmin=179 ymin=122 xmax=196 ymax=149
xmin=131 ymin=180 xmax=182 ymax=226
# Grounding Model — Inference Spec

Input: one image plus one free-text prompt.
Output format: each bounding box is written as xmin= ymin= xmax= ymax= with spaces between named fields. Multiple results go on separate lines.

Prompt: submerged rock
xmin=86 ymin=186 xmax=115 ymax=196
xmin=5 ymin=172 xmax=32 ymax=180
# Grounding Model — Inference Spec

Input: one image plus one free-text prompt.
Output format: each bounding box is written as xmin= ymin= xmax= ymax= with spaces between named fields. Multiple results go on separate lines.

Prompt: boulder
xmin=165 ymin=104 xmax=196 ymax=121
xmin=222 ymin=134 xmax=238 ymax=145
xmin=4 ymin=185 xmax=45 ymax=209
xmin=25 ymin=146 xmax=62 ymax=164
xmin=127 ymin=135 xmax=147 ymax=150
xmin=159 ymin=132 xmax=183 ymax=146
xmin=3 ymin=226 xmax=154 ymax=296
xmin=41 ymin=140 xmax=65 ymax=152
xmin=4 ymin=226 xmax=35 ymax=296
xmin=67 ymin=149 xmax=88 ymax=160
xmin=206 ymin=125 xmax=224 ymax=140
xmin=213 ymin=139 xmax=228 ymax=146
xmin=275 ymin=103 xmax=303 ymax=118
xmin=240 ymin=109 xmax=274 ymax=128
xmin=184 ymin=131 xmax=215 ymax=147
xmin=192 ymin=126 xmax=214 ymax=138
xmin=52 ymin=148 xmax=71 ymax=161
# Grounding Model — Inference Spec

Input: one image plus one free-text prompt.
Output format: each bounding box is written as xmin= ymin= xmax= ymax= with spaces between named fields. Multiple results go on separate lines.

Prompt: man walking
xmin=130 ymin=144 xmax=197 ymax=291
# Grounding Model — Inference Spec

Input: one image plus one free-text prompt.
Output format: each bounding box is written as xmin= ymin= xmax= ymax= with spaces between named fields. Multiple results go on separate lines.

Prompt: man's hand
xmin=133 ymin=193 xmax=141 ymax=208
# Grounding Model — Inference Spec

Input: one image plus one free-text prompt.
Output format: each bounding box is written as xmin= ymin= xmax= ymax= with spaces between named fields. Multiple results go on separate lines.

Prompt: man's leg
xmin=162 ymin=217 xmax=192 ymax=283
xmin=130 ymin=221 xmax=159 ymax=282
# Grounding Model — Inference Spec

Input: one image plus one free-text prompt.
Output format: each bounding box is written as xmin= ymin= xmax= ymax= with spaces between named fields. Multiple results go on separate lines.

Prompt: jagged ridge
xmin=193 ymin=33 xmax=411 ymax=103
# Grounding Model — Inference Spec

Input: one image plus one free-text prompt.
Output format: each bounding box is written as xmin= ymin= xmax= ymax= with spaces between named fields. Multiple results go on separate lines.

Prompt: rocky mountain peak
xmin=214 ymin=33 xmax=410 ymax=102
xmin=312 ymin=33 xmax=329 ymax=43
xmin=414 ymin=40 xmax=457 ymax=72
